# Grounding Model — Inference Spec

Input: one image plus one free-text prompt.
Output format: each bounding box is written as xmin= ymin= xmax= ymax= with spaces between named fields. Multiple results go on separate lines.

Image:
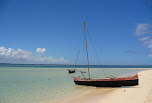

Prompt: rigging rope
xmin=85 ymin=25 xmax=107 ymax=78
xmin=74 ymin=50 xmax=80 ymax=69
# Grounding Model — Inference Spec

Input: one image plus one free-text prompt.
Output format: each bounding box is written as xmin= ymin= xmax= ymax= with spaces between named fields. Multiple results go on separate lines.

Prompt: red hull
xmin=74 ymin=74 xmax=138 ymax=87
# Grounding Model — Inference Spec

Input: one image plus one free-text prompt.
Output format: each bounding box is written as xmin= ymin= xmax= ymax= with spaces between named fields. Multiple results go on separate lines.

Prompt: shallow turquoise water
xmin=0 ymin=67 xmax=145 ymax=103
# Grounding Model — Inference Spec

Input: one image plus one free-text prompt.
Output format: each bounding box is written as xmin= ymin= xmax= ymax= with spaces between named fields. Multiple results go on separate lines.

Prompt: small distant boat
xmin=67 ymin=69 xmax=76 ymax=73
xmin=67 ymin=50 xmax=80 ymax=74
xmin=73 ymin=22 xmax=139 ymax=87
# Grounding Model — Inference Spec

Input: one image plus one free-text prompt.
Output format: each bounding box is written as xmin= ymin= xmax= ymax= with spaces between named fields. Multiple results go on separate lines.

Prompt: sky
xmin=0 ymin=0 xmax=152 ymax=65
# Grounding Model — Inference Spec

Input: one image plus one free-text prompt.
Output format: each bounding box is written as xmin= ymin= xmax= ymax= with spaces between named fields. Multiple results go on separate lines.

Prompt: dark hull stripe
xmin=74 ymin=79 xmax=138 ymax=87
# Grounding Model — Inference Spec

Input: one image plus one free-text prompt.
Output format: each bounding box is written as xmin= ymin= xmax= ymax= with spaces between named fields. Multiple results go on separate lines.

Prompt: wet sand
xmin=48 ymin=87 xmax=115 ymax=103
xmin=47 ymin=68 xmax=152 ymax=103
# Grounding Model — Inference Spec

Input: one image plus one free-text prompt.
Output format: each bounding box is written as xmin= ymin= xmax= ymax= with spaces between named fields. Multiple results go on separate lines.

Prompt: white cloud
xmin=138 ymin=37 xmax=152 ymax=57
xmin=36 ymin=48 xmax=46 ymax=54
xmin=148 ymin=54 xmax=152 ymax=57
xmin=138 ymin=37 xmax=152 ymax=49
xmin=0 ymin=46 xmax=69 ymax=64
xmin=138 ymin=37 xmax=150 ymax=41
xmin=0 ymin=46 xmax=33 ymax=60
xmin=135 ymin=24 xmax=152 ymax=36
xmin=135 ymin=24 xmax=152 ymax=57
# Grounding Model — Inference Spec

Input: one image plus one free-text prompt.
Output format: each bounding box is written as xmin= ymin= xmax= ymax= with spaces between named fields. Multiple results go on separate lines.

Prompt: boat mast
xmin=84 ymin=21 xmax=90 ymax=79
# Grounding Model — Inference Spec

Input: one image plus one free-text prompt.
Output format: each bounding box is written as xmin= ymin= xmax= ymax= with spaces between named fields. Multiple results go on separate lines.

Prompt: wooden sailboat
xmin=67 ymin=69 xmax=76 ymax=73
xmin=73 ymin=22 xmax=139 ymax=87
xmin=67 ymin=50 xmax=80 ymax=73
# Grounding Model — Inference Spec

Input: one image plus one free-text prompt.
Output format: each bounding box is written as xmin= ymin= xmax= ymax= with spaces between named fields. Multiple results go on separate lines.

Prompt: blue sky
xmin=0 ymin=0 xmax=152 ymax=65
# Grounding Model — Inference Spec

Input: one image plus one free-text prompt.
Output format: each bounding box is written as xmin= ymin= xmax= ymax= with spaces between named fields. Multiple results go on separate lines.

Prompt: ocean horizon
xmin=0 ymin=63 xmax=152 ymax=68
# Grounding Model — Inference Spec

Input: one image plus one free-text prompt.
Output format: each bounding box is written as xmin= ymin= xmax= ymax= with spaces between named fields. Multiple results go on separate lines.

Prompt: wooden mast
xmin=84 ymin=21 xmax=90 ymax=79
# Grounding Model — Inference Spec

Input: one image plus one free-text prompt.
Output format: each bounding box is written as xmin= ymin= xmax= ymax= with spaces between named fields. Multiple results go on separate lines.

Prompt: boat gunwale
xmin=74 ymin=74 xmax=138 ymax=81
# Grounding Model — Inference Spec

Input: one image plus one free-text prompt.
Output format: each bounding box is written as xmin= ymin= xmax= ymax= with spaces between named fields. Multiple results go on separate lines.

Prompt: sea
xmin=0 ymin=64 xmax=151 ymax=103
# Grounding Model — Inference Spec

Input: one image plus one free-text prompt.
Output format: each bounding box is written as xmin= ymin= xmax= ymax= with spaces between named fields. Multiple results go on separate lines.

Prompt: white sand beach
xmin=48 ymin=69 xmax=152 ymax=103
xmin=98 ymin=69 xmax=152 ymax=103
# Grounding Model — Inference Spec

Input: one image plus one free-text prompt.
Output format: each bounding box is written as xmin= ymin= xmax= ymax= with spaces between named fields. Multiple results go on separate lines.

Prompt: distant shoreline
xmin=1 ymin=63 xmax=152 ymax=68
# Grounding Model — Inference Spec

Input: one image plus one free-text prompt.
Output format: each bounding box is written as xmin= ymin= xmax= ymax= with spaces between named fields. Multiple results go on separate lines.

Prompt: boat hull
xmin=69 ymin=71 xmax=75 ymax=73
xmin=74 ymin=74 xmax=138 ymax=87
xmin=67 ymin=69 xmax=76 ymax=73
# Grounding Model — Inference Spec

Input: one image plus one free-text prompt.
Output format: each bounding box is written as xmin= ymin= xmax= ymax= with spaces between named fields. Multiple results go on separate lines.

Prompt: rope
xmin=85 ymin=25 xmax=107 ymax=78
xmin=74 ymin=50 xmax=80 ymax=69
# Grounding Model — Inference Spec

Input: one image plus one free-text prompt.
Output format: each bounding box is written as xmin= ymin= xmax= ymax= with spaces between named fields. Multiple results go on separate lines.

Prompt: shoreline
xmin=48 ymin=87 xmax=116 ymax=103
xmin=98 ymin=69 xmax=152 ymax=103
xmin=47 ymin=69 xmax=152 ymax=103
